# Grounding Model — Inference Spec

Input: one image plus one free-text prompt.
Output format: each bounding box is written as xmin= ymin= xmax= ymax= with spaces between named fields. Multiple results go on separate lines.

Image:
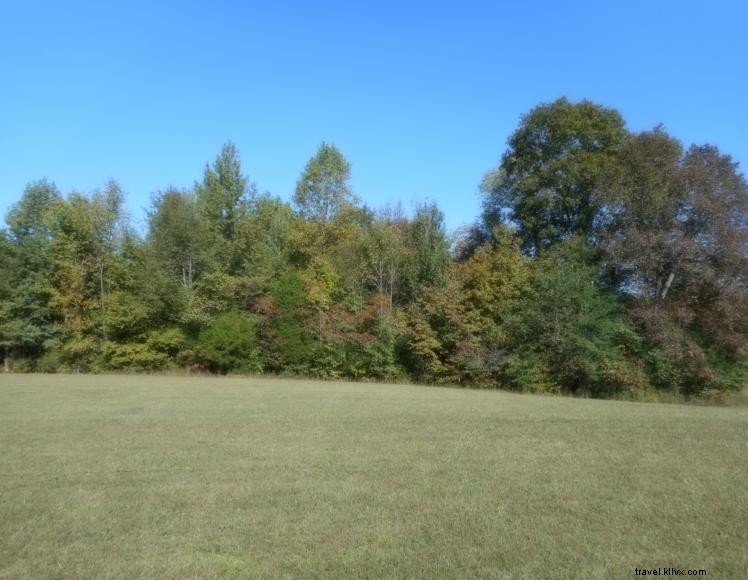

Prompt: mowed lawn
xmin=0 ymin=375 xmax=746 ymax=579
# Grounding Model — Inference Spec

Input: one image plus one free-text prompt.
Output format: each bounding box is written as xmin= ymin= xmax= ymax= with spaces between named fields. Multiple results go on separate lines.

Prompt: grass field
xmin=0 ymin=374 xmax=746 ymax=579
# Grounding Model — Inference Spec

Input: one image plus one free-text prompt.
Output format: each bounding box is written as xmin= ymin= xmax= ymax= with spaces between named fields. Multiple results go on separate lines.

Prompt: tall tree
xmin=359 ymin=217 xmax=404 ymax=313
xmin=294 ymin=143 xmax=357 ymax=224
xmin=147 ymin=188 xmax=205 ymax=290
xmin=482 ymin=97 xmax=627 ymax=254
xmin=90 ymin=181 xmax=127 ymax=342
xmin=234 ymin=195 xmax=294 ymax=280
xmin=197 ymin=142 xmax=255 ymax=273
xmin=0 ymin=180 xmax=60 ymax=369
xmin=401 ymin=202 xmax=450 ymax=301
xmin=457 ymin=225 xmax=530 ymax=344
xmin=600 ymin=129 xmax=748 ymax=392
xmin=46 ymin=183 xmax=127 ymax=367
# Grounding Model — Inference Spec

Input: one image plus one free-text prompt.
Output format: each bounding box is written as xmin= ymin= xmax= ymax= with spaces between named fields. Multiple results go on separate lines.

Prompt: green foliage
xmin=103 ymin=342 xmax=169 ymax=371
xmin=146 ymin=327 xmax=186 ymax=356
xmin=482 ymin=97 xmax=626 ymax=254
xmin=147 ymin=188 xmax=205 ymax=289
xmin=268 ymin=271 xmax=313 ymax=372
xmin=234 ymin=195 xmax=294 ymax=278
xmin=2 ymin=129 xmax=744 ymax=400
xmin=401 ymin=202 xmax=451 ymax=301
xmin=58 ymin=335 xmax=98 ymax=372
xmin=501 ymin=353 xmax=560 ymax=394
xmin=5 ymin=179 xmax=60 ymax=242
xmin=361 ymin=315 xmax=401 ymax=380
xmin=0 ymin=181 xmax=60 ymax=360
xmin=400 ymin=279 xmax=490 ymax=386
xmin=46 ymin=182 xmax=128 ymax=359
xmin=196 ymin=141 xmax=255 ymax=273
xmin=704 ymin=350 xmax=748 ymax=394
xmin=309 ymin=343 xmax=348 ymax=379
xmin=98 ymin=326 xmax=187 ymax=373
xmin=457 ymin=226 xmax=530 ymax=341
xmin=294 ymin=143 xmax=357 ymax=224
xmin=197 ymin=142 xmax=253 ymax=239
xmin=36 ymin=347 xmax=63 ymax=373
xmin=196 ymin=312 xmax=262 ymax=374
xmin=101 ymin=291 xmax=150 ymax=341
xmin=503 ymin=238 xmax=646 ymax=396
xmin=185 ymin=271 xmax=241 ymax=329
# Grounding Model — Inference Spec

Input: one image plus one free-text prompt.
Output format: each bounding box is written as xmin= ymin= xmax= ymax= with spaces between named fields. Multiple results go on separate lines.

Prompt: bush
xmin=309 ymin=342 xmax=347 ymax=379
xmin=103 ymin=342 xmax=168 ymax=371
xmin=362 ymin=319 xmax=401 ymax=380
xmin=36 ymin=349 xmax=63 ymax=373
xmin=197 ymin=311 xmax=262 ymax=374
xmin=146 ymin=327 xmax=186 ymax=356
xmin=502 ymin=353 xmax=560 ymax=394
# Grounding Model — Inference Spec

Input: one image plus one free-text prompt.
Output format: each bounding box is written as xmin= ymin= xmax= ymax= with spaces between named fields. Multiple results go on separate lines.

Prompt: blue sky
xmin=2 ymin=0 xmax=746 ymax=233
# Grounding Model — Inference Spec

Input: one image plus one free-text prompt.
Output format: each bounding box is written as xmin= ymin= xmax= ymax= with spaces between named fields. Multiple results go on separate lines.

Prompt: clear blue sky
xmin=2 ymin=0 xmax=746 ymax=233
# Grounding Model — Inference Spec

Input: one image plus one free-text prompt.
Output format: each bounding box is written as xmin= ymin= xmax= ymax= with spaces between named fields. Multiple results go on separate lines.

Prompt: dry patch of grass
xmin=1 ymin=374 xmax=746 ymax=578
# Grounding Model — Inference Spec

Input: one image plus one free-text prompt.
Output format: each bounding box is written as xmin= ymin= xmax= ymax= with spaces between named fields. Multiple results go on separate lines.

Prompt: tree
xmin=234 ymin=195 xmax=294 ymax=279
xmin=0 ymin=180 xmax=60 ymax=369
xmin=267 ymin=271 xmax=314 ymax=371
xmin=357 ymin=213 xmax=407 ymax=313
xmin=482 ymin=97 xmax=627 ymax=254
xmin=600 ymin=129 xmax=748 ymax=394
xmin=147 ymin=187 xmax=205 ymax=290
xmin=197 ymin=311 xmax=262 ymax=374
xmin=45 ymin=182 xmax=128 ymax=368
xmin=293 ymin=143 xmax=357 ymax=224
xmin=401 ymin=202 xmax=450 ymax=301
xmin=90 ymin=181 xmax=127 ymax=343
xmin=457 ymin=225 xmax=530 ymax=344
xmin=400 ymin=277 xmax=488 ymax=385
xmin=599 ymin=128 xmax=685 ymax=300
xmin=502 ymin=238 xmax=645 ymax=396
xmin=197 ymin=142 xmax=255 ymax=273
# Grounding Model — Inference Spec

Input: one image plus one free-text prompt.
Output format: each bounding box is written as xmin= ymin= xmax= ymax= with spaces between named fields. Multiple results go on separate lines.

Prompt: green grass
xmin=0 ymin=375 xmax=746 ymax=579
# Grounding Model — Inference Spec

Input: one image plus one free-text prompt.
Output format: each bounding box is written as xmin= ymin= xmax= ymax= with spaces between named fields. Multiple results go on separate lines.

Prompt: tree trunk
xmin=661 ymin=271 xmax=675 ymax=300
xmin=99 ymin=261 xmax=107 ymax=341
xmin=3 ymin=347 xmax=9 ymax=373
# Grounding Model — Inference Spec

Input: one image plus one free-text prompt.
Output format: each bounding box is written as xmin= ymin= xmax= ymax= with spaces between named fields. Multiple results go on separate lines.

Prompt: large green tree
xmin=0 ymin=180 xmax=60 ymax=369
xmin=502 ymin=238 xmax=644 ymax=396
xmin=46 ymin=182 xmax=128 ymax=368
xmin=196 ymin=141 xmax=255 ymax=273
xmin=482 ymin=97 xmax=627 ymax=254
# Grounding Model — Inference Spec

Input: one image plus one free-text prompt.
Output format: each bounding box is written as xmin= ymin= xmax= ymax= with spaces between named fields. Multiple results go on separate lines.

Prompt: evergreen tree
xmin=0 ymin=180 xmax=60 ymax=369
xmin=197 ymin=141 xmax=255 ymax=273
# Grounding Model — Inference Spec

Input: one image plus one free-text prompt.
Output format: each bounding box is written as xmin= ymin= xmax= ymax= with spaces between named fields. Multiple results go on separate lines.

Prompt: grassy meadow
xmin=0 ymin=374 xmax=746 ymax=579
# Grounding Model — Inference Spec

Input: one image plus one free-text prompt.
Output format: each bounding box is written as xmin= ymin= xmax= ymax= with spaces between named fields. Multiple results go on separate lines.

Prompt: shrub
xmin=197 ymin=311 xmax=262 ymax=374
xmin=103 ymin=342 xmax=168 ymax=371
xmin=36 ymin=349 xmax=63 ymax=373
xmin=145 ymin=327 xmax=186 ymax=356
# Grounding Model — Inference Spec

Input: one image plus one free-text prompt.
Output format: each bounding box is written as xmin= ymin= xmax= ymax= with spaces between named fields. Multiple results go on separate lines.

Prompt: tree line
xmin=1 ymin=98 xmax=746 ymax=398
